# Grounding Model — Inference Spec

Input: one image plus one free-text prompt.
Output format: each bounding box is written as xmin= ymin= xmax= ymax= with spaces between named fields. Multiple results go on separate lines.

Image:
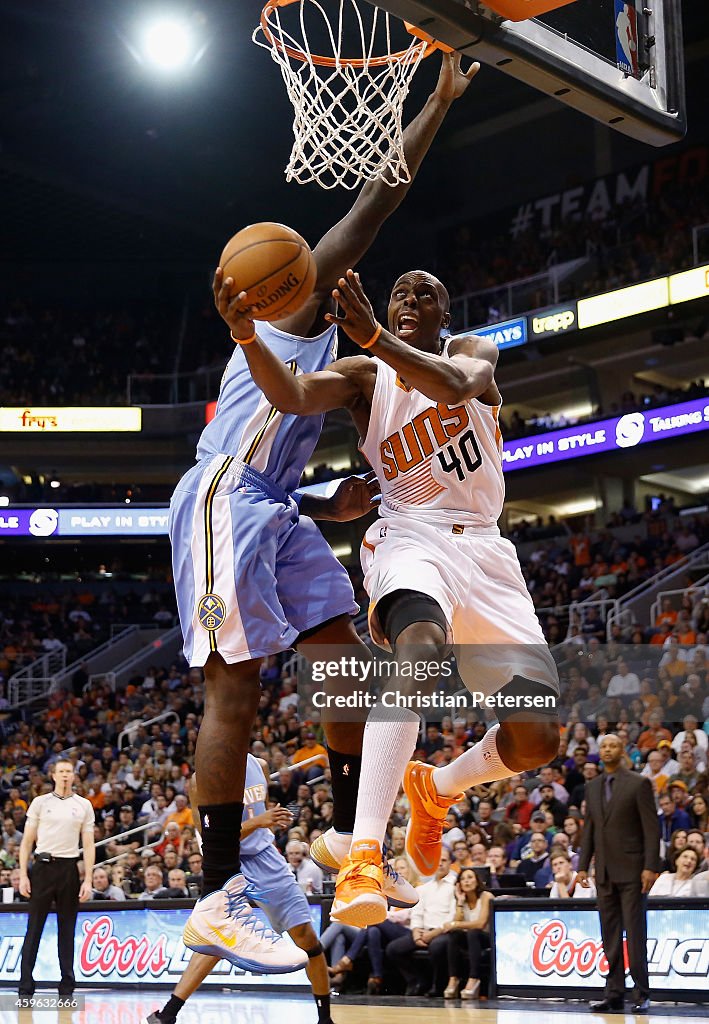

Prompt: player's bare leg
xmin=142 ymin=951 xmax=218 ymax=1024
xmin=182 ymin=654 xmax=307 ymax=974
xmin=332 ymin=611 xmax=446 ymax=925
xmin=296 ymin=616 xmax=366 ymax=871
xmin=330 ymin=592 xmax=560 ymax=894
xmin=197 ymin=654 xmax=260 ymax=892
xmin=433 ymin=710 xmax=560 ymax=795
xmin=408 ymin=697 xmax=558 ymax=875
xmin=297 ymin=615 xmax=417 ymax=910
xmin=289 ymin=922 xmax=336 ymax=1024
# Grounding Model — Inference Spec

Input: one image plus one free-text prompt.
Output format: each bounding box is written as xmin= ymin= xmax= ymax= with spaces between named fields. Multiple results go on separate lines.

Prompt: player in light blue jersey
xmin=144 ymin=756 xmax=334 ymax=1024
xmin=170 ymin=52 xmax=479 ymax=970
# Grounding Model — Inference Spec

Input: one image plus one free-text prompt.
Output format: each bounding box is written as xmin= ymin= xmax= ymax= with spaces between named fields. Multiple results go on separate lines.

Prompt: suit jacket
xmin=578 ymin=767 xmax=660 ymax=884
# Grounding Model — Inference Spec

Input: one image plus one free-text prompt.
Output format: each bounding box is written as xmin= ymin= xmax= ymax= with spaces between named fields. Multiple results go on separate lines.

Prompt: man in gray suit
xmin=577 ymin=734 xmax=660 ymax=1014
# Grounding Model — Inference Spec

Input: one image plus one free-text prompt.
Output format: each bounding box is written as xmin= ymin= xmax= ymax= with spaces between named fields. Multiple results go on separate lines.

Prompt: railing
xmin=6 ymin=625 xmax=177 ymax=709
xmin=650 ymin=580 xmax=709 ymax=630
xmin=535 ymin=604 xmax=571 ymax=635
xmin=79 ymin=625 xmax=182 ymax=696
xmin=48 ymin=625 xmax=140 ymax=697
xmin=95 ymin=758 xmax=329 ymax=873
xmin=118 ymin=710 xmax=180 ymax=749
xmin=93 ymin=755 xmax=329 ymax=872
xmin=94 ymin=821 xmax=163 ymax=868
xmin=449 ymin=258 xmax=586 ymax=332
xmin=85 ymin=671 xmax=116 ymax=693
xmin=566 ymin=590 xmax=614 ymax=639
xmin=110 ymin=623 xmax=145 ymax=638
xmin=605 ymin=541 xmax=709 ymax=640
xmin=8 ymin=646 xmax=67 ymax=706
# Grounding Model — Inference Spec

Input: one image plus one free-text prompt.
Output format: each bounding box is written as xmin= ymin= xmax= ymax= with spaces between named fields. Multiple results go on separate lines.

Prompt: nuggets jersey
xmin=241 ymin=753 xmax=273 ymax=858
xmin=197 ymin=320 xmax=338 ymax=494
xmin=359 ymin=344 xmax=504 ymax=528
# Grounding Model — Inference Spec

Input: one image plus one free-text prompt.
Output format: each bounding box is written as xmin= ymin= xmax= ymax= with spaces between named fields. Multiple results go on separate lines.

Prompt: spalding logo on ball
xmin=219 ymin=222 xmax=317 ymax=322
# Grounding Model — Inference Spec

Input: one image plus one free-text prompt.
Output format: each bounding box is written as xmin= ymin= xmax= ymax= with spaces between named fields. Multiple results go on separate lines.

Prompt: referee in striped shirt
xmin=18 ymin=759 xmax=95 ymax=998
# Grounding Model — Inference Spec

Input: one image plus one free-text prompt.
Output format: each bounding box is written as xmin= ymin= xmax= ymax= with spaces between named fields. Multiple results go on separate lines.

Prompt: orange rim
xmin=259 ymin=0 xmax=441 ymax=68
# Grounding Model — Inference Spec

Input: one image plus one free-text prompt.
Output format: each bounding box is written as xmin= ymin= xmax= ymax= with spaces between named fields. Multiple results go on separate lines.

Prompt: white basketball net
xmin=253 ymin=0 xmax=432 ymax=190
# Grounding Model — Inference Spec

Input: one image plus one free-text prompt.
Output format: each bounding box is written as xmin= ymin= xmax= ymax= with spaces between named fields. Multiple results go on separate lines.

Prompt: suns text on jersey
xmin=379 ymin=402 xmax=470 ymax=480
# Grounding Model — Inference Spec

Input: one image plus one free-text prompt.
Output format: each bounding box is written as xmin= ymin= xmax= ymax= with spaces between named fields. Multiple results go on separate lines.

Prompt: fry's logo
xmin=80 ymin=916 xmax=169 ymax=977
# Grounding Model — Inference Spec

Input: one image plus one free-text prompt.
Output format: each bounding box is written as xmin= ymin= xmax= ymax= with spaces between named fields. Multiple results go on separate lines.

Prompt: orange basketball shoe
xmin=330 ymin=839 xmax=387 ymax=927
xmin=404 ymin=761 xmax=464 ymax=876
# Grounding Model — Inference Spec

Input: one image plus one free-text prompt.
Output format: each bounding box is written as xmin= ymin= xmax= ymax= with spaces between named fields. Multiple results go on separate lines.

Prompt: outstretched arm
xmin=327 ymin=270 xmax=499 ymax=404
xmin=280 ymin=53 xmax=480 ymax=337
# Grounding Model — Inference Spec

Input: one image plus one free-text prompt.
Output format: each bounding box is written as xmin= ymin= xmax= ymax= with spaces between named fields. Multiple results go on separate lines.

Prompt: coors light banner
xmin=495 ymin=906 xmax=709 ymax=994
xmin=0 ymin=906 xmax=319 ymax=987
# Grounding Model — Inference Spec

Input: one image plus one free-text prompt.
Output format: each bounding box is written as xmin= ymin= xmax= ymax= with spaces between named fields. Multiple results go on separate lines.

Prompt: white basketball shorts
xmin=361 ymin=514 xmax=558 ymax=697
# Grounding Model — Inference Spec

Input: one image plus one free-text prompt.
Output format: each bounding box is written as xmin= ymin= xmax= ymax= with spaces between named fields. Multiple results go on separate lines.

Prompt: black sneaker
xmin=142 ymin=1014 xmax=171 ymax=1024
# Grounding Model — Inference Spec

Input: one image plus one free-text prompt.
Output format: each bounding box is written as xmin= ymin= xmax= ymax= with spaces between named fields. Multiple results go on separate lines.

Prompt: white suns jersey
xmin=360 ymin=345 xmax=504 ymax=528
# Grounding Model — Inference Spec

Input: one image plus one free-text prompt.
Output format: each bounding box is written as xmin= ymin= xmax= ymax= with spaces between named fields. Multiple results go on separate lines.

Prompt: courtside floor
xmin=1 ymin=991 xmax=706 ymax=1024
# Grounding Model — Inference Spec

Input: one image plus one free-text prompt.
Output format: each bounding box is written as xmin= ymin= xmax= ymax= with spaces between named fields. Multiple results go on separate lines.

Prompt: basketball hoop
xmin=253 ymin=0 xmax=450 ymax=190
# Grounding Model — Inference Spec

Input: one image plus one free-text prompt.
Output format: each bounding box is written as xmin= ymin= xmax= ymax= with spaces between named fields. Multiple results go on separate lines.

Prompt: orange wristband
xmin=231 ymin=329 xmax=257 ymax=346
xmin=360 ymin=323 xmax=382 ymax=350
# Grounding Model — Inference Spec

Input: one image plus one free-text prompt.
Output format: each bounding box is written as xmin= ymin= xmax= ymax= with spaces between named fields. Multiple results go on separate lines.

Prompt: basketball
xmin=218 ymin=222 xmax=317 ymax=322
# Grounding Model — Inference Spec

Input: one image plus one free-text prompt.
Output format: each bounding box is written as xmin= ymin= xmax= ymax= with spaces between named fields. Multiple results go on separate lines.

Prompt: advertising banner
xmin=0 ymin=508 xmax=170 ymax=538
xmin=0 ymin=905 xmax=320 ymax=987
xmin=577 ymin=277 xmax=669 ymax=330
xmin=470 ymin=317 xmax=527 ymax=350
xmin=529 ymin=303 xmax=578 ymax=340
xmin=0 ymin=408 xmax=141 ymax=432
xmin=502 ymin=396 xmax=709 ymax=472
xmin=57 ymin=509 xmax=170 ymax=537
xmin=495 ymin=905 xmax=709 ymax=993
xmin=2 ymin=397 xmax=708 ymax=539
xmin=669 ymin=265 xmax=709 ymax=304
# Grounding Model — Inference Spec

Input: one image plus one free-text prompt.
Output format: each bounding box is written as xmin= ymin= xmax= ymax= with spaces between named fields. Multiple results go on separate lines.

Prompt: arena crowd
xmin=1 ymin=509 xmax=708 ymax=995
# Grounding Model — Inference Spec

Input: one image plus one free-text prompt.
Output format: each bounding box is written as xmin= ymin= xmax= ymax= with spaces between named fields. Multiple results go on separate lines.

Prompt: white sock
xmin=327 ymin=829 xmax=353 ymax=858
xmin=432 ymin=724 xmax=513 ymax=797
xmin=351 ymin=703 xmax=420 ymax=849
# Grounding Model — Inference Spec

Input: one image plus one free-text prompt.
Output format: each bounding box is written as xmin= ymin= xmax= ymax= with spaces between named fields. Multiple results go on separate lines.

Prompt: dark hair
xmin=561 ymin=815 xmax=586 ymax=839
xmin=493 ymin=822 xmax=515 ymax=845
xmin=465 ymin=825 xmax=487 ymax=842
xmin=667 ymin=829 xmax=688 ymax=869
xmin=676 ymin=846 xmax=700 ymax=871
xmin=457 ymin=866 xmax=486 ymax=894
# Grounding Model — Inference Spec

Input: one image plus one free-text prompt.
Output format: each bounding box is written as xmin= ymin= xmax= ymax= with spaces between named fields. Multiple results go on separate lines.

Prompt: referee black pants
xmin=19 ymin=859 xmax=80 ymax=995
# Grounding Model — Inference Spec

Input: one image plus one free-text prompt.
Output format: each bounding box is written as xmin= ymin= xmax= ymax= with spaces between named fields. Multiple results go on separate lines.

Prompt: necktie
xmin=604 ymin=773 xmax=614 ymax=805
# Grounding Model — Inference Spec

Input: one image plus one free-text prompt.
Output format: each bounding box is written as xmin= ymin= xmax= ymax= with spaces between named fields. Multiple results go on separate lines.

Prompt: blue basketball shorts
xmin=169 ymin=455 xmax=357 ymax=666
xmin=241 ymin=844 xmax=312 ymax=934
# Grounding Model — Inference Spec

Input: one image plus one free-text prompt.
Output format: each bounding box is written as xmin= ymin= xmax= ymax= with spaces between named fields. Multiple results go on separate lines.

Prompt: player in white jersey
xmin=218 ymin=266 xmax=560 ymax=926
xmin=173 ymin=53 xmax=481 ymax=958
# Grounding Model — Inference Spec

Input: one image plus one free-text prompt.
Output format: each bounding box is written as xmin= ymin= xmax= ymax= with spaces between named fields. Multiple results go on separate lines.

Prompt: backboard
xmin=370 ymin=0 xmax=686 ymax=146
